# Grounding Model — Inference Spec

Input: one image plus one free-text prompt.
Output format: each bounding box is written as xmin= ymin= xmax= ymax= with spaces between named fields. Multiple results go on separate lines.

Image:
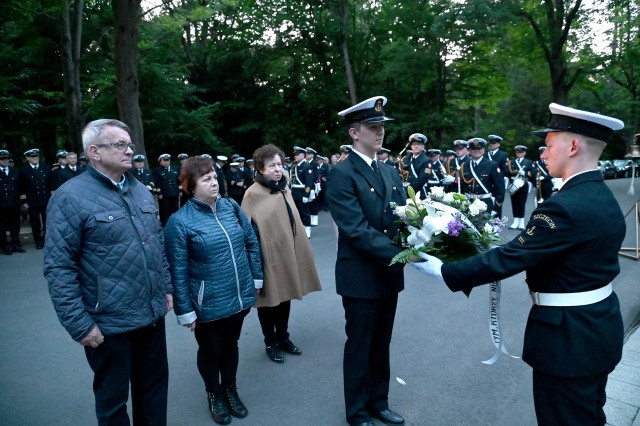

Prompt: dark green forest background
xmin=1 ymin=0 xmax=638 ymax=166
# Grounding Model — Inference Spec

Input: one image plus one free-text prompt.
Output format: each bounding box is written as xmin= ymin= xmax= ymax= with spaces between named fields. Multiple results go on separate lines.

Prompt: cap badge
xmin=375 ymin=99 xmax=383 ymax=112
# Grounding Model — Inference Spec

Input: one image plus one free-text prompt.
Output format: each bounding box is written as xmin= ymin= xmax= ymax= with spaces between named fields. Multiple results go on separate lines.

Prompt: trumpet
xmin=395 ymin=144 xmax=410 ymax=186
xmin=534 ymin=168 xmax=544 ymax=207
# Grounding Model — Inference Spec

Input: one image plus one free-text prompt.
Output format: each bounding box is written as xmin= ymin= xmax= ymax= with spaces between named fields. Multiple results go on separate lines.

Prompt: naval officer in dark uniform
xmin=412 ymin=103 xmax=626 ymax=426
xmin=0 ymin=150 xmax=25 ymax=254
xmin=446 ymin=140 xmax=471 ymax=193
xmin=507 ymin=145 xmax=535 ymax=229
xmin=290 ymin=146 xmax=314 ymax=238
xmin=458 ymin=138 xmax=504 ymax=214
xmin=19 ymin=148 xmax=50 ymax=249
xmin=403 ymin=133 xmax=434 ymax=198
xmin=153 ymin=153 xmax=180 ymax=226
xmin=328 ymin=96 xmax=407 ymax=426
xmin=484 ymin=134 xmax=509 ymax=216
xmin=130 ymin=155 xmax=155 ymax=192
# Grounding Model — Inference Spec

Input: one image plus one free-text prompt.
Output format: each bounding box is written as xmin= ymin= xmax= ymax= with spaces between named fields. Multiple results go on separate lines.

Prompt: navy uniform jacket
xmin=225 ymin=168 xmax=246 ymax=198
xmin=431 ymin=159 xmax=448 ymax=184
xmin=532 ymin=160 xmax=553 ymax=195
xmin=214 ymin=164 xmax=227 ymax=198
xmin=289 ymin=161 xmax=314 ymax=201
xmin=130 ymin=167 xmax=155 ymax=190
xmin=153 ymin=165 xmax=180 ymax=197
xmin=19 ymin=164 xmax=51 ymax=207
xmin=59 ymin=165 xmax=85 ymax=185
xmin=380 ymin=158 xmax=394 ymax=167
xmin=442 ymin=170 xmax=624 ymax=378
xmin=327 ymin=154 xmax=406 ymax=299
xmin=403 ymin=153 xmax=433 ymax=195
xmin=484 ymin=149 xmax=508 ymax=179
xmin=0 ymin=167 xmax=21 ymax=208
xmin=459 ymin=158 xmax=505 ymax=204
xmin=507 ymin=158 xmax=534 ymax=182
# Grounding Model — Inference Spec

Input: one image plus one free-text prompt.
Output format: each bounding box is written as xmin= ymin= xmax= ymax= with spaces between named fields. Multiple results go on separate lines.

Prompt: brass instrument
xmin=395 ymin=144 xmax=410 ymax=186
xmin=534 ymin=167 xmax=544 ymax=208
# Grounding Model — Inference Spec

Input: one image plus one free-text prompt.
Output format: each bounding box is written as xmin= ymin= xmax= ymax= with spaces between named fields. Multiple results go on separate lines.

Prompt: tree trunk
xmin=60 ymin=0 xmax=84 ymax=154
xmin=113 ymin=0 xmax=145 ymax=164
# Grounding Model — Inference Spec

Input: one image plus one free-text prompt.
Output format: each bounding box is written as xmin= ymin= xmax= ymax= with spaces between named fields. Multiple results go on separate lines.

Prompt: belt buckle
xmin=529 ymin=291 xmax=540 ymax=305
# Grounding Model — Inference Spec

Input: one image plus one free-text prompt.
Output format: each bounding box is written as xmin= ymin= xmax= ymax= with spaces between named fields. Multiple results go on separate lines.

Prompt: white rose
xmin=471 ymin=199 xmax=488 ymax=213
xmin=429 ymin=186 xmax=445 ymax=199
xmin=443 ymin=193 xmax=455 ymax=203
xmin=468 ymin=203 xmax=479 ymax=216
xmin=483 ymin=223 xmax=493 ymax=234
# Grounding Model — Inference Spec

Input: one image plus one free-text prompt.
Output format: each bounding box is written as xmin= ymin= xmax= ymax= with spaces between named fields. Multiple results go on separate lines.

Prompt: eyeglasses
xmin=96 ymin=141 xmax=135 ymax=152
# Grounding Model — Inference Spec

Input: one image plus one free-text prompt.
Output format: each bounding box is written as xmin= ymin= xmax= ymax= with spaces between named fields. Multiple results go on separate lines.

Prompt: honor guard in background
xmin=305 ymin=147 xmax=321 ymax=226
xmin=507 ymin=145 xmax=535 ymax=229
xmin=428 ymin=149 xmax=455 ymax=188
xmin=225 ymin=160 xmax=246 ymax=205
xmin=78 ymin=155 xmax=89 ymax=168
xmin=403 ymin=133 xmax=434 ymax=198
xmin=378 ymin=147 xmax=393 ymax=166
xmin=485 ymin=135 xmax=509 ymax=216
xmin=131 ymin=155 xmax=154 ymax=192
xmin=318 ymin=156 xmax=331 ymax=211
xmin=153 ymin=153 xmax=180 ymax=226
xmin=283 ymin=156 xmax=291 ymax=172
xmin=214 ymin=155 xmax=228 ymax=198
xmin=444 ymin=149 xmax=456 ymax=164
xmin=0 ymin=150 xmax=25 ymax=254
xmin=18 ymin=148 xmax=50 ymax=249
xmin=532 ymin=146 xmax=553 ymax=203
xmin=245 ymin=158 xmax=255 ymax=184
xmin=459 ymin=138 xmax=504 ymax=213
xmin=290 ymin=146 xmax=314 ymax=238
xmin=329 ymin=96 xmax=407 ymax=426
xmin=446 ymin=140 xmax=471 ymax=192
xmin=413 ymin=103 xmax=626 ymax=426
xmin=58 ymin=152 xmax=85 ymax=185
xmin=49 ymin=150 xmax=69 ymax=192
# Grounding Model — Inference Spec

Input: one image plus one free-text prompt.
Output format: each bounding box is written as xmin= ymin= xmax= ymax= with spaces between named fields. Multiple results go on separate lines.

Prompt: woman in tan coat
xmin=241 ymin=144 xmax=322 ymax=363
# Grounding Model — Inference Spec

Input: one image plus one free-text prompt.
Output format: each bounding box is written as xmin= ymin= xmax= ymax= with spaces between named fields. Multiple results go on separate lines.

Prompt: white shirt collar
xmin=350 ymin=147 xmax=376 ymax=167
xmin=472 ymin=157 xmax=483 ymax=165
xmin=557 ymin=169 xmax=597 ymax=190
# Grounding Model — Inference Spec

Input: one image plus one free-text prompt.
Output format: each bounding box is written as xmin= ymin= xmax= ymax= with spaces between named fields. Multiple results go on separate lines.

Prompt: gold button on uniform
xmin=370 ymin=188 xmax=375 ymax=192
xmin=393 ymin=187 xmax=396 ymax=191
xmin=383 ymin=229 xmax=388 ymax=234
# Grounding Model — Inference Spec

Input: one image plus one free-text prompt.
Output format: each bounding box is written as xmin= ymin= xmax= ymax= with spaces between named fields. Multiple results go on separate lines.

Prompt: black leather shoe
xmin=12 ymin=246 xmax=25 ymax=253
xmin=370 ymin=409 xmax=405 ymax=425
xmin=278 ymin=338 xmax=302 ymax=355
xmin=207 ymin=390 xmax=231 ymax=425
xmin=265 ymin=345 xmax=284 ymax=363
xmin=224 ymin=385 xmax=248 ymax=418
xmin=35 ymin=242 xmax=44 ymax=249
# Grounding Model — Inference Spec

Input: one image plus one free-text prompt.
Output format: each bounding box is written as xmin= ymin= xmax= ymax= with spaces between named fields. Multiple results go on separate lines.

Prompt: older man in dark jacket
xmin=44 ymin=119 xmax=173 ymax=426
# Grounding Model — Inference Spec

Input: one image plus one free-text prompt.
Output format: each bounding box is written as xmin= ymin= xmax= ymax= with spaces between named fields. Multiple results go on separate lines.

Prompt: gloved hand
xmin=442 ymin=175 xmax=455 ymax=185
xmin=410 ymin=252 xmax=444 ymax=282
xmin=302 ymin=197 xmax=310 ymax=204
xmin=309 ymin=190 xmax=316 ymax=201
xmin=518 ymin=170 xmax=525 ymax=177
xmin=315 ymin=182 xmax=321 ymax=193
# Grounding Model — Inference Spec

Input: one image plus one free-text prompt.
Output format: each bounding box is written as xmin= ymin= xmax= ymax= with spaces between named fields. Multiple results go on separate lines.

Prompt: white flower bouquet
xmin=390 ymin=186 xmax=507 ymax=265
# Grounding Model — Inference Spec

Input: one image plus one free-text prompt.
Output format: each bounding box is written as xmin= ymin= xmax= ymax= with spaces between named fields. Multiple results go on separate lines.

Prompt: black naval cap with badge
xmin=0 ymin=149 xmax=9 ymax=159
xmin=133 ymin=154 xmax=146 ymax=162
xmin=56 ymin=150 xmax=68 ymax=158
xmin=378 ymin=147 xmax=391 ymax=155
xmin=488 ymin=135 xmax=503 ymax=144
xmin=24 ymin=149 xmax=40 ymax=157
xmin=158 ymin=153 xmax=171 ymax=161
xmin=306 ymin=147 xmax=317 ymax=155
xmin=293 ymin=146 xmax=307 ymax=155
xmin=408 ymin=133 xmax=428 ymax=145
xmin=533 ymin=103 xmax=624 ymax=142
xmin=177 ymin=153 xmax=189 ymax=160
xmin=340 ymin=145 xmax=352 ymax=153
xmin=514 ymin=145 xmax=528 ymax=152
xmin=445 ymin=149 xmax=456 ymax=156
xmin=338 ymin=96 xmax=394 ymax=124
xmin=453 ymin=139 xmax=468 ymax=149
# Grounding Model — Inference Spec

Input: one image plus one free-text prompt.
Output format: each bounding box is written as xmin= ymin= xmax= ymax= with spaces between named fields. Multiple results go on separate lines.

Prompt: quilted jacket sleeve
xmin=43 ymin=191 xmax=95 ymax=342
xmin=163 ymin=214 xmax=195 ymax=322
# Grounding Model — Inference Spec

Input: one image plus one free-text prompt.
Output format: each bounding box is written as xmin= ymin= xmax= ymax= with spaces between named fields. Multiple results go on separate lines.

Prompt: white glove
xmin=315 ymin=182 xmax=321 ymax=193
xmin=527 ymin=182 xmax=533 ymax=193
xmin=410 ymin=252 xmax=444 ymax=282
xmin=518 ymin=170 xmax=525 ymax=177
xmin=442 ymin=175 xmax=455 ymax=185
xmin=302 ymin=197 xmax=310 ymax=204
xmin=504 ymin=177 xmax=509 ymax=189
xmin=309 ymin=190 xmax=316 ymax=201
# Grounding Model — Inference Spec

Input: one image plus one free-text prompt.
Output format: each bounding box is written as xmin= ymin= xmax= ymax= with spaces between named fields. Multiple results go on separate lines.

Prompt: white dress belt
xmin=529 ymin=283 xmax=612 ymax=307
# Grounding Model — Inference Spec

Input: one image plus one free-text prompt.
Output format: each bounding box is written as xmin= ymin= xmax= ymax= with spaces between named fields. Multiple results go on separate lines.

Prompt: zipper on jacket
xmin=210 ymin=204 xmax=244 ymax=311
xmin=198 ymin=280 xmax=205 ymax=307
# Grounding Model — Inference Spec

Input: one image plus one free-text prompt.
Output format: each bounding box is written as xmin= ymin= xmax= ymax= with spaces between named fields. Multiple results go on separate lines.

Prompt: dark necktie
xmin=371 ymin=160 xmax=379 ymax=175
xmin=472 ymin=161 xmax=477 ymax=168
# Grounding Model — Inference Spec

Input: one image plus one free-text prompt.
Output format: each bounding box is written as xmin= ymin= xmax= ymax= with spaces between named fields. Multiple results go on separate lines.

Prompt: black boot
xmin=207 ymin=389 xmax=231 ymax=425
xmin=224 ymin=385 xmax=248 ymax=418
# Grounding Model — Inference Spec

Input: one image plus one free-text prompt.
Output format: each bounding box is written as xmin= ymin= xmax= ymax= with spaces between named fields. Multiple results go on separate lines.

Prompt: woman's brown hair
xmin=252 ymin=144 xmax=286 ymax=173
xmin=179 ymin=157 xmax=216 ymax=195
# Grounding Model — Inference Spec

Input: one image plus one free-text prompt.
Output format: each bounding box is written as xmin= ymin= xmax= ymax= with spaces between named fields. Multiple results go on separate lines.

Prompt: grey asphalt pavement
xmin=1 ymin=176 xmax=639 ymax=426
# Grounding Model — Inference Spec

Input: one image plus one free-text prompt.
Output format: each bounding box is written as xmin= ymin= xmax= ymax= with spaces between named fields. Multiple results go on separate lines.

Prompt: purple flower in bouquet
xmin=447 ymin=216 xmax=464 ymax=237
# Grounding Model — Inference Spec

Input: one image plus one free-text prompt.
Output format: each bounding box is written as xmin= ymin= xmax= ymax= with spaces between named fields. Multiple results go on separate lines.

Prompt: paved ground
xmin=0 ymin=176 xmax=638 ymax=425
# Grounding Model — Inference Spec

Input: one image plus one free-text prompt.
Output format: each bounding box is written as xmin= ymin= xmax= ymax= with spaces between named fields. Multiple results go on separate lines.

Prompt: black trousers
xmin=28 ymin=205 xmax=46 ymax=243
xmin=158 ymin=196 xmax=179 ymax=226
xmin=0 ymin=206 xmax=21 ymax=249
xmin=533 ymin=369 xmax=609 ymax=426
xmin=510 ymin=185 xmax=528 ymax=217
xmin=194 ymin=310 xmax=248 ymax=392
xmin=293 ymin=199 xmax=310 ymax=226
xmin=84 ymin=318 xmax=168 ymax=426
xmin=257 ymin=301 xmax=291 ymax=346
xmin=342 ymin=295 xmax=398 ymax=425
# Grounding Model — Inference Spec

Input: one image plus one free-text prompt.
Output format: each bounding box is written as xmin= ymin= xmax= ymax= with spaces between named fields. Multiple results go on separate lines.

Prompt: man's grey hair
xmin=82 ymin=119 xmax=130 ymax=153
